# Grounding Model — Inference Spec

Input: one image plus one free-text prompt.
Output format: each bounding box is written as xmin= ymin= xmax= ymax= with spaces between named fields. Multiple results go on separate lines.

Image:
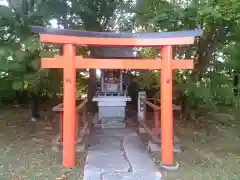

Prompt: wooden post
xmin=84 ymin=107 xmax=87 ymax=124
xmin=62 ymin=44 xmax=76 ymax=167
xmin=76 ymin=112 xmax=79 ymax=141
xmin=60 ymin=111 xmax=63 ymax=142
xmin=144 ymin=99 xmax=147 ymax=123
xmin=160 ymin=46 xmax=173 ymax=165
xmin=154 ymin=110 xmax=159 ymax=137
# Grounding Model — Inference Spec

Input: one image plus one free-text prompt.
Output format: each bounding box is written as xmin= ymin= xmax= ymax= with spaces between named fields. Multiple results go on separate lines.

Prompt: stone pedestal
xmin=93 ymin=94 xmax=131 ymax=128
xmin=101 ymin=117 xmax=125 ymax=128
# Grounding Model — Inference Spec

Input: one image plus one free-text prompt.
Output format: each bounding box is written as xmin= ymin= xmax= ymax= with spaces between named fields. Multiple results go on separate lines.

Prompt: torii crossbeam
xmin=32 ymin=26 xmax=202 ymax=168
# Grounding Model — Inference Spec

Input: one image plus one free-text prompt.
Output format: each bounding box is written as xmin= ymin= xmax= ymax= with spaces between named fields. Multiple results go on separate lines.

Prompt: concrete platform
xmin=83 ymin=128 xmax=161 ymax=180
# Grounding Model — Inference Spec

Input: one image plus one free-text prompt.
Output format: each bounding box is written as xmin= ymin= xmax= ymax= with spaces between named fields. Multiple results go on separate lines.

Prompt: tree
xmin=0 ymin=0 xmax=136 ymax=114
xmin=47 ymin=0 xmax=136 ymax=112
xmin=135 ymin=0 xmax=240 ymax=120
xmin=0 ymin=0 xmax=55 ymax=119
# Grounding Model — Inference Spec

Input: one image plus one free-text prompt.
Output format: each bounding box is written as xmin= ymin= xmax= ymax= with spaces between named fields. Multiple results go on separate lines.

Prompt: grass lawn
xmin=0 ymin=106 xmax=84 ymax=180
xmin=0 ymin=106 xmax=239 ymax=179
xmin=157 ymin=110 xmax=240 ymax=180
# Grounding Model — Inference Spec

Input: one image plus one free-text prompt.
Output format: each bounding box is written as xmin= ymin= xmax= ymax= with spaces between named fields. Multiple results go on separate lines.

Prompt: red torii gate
xmin=32 ymin=26 xmax=201 ymax=168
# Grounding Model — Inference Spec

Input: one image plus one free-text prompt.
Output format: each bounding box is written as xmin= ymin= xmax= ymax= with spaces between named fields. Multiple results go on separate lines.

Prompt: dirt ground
xmin=0 ymin=106 xmax=239 ymax=180
xmin=0 ymin=106 xmax=84 ymax=180
xmin=145 ymin=111 xmax=240 ymax=180
xmin=163 ymin=123 xmax=240 ymax=180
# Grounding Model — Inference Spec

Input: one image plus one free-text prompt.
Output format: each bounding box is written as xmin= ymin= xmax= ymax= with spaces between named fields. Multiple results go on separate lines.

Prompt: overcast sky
xmin=0 ymin=0 xmax=8 ymax=6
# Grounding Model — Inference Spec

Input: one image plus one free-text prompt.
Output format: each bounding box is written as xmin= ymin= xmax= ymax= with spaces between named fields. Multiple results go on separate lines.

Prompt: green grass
xmin=157 ymin=111 xmax=240 ymax=180
xmin=0 ymin=106 xmax=240 ymax=179
xmin=0 ymin=106 xmax=84 ymax=180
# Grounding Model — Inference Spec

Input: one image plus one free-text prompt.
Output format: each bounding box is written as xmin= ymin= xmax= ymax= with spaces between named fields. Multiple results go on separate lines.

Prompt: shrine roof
xmin=32 ymin=26 xmax=202 ymax=39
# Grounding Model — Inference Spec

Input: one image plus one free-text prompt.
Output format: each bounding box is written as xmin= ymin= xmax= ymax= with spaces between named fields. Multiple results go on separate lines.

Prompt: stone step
xmin=92 ymin=116 xmax=127 ymax=128
xmin=101 ymin=124 xmax=126 ymax=128
xmin=101 ymin=117 xmax=126 ymax=129
xmin=93 ymin=121 xmax=101 ymax=125
xmin=101 ymin=121 xmax=125 ymax=125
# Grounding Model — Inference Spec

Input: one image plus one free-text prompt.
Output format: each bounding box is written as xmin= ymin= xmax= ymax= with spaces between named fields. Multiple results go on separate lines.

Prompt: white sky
xmin=0 ymin=0 xmax=8 ymax=6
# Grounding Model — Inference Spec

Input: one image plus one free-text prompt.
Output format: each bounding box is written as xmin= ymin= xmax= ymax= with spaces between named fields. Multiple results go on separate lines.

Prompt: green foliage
xmin=139 ymin=48 xmax=157 ymax=59
xmin=136 ymin=70 xmax=160 ymax=90
xmin=12 ymin=81 xmax=24 ymax=90
xmin=134 ymin=0 xmax=240 ymax=123
xmin=0 ymin=1 xmax=53 ymax=101
xmin=0 ymin=0 xmax=134 ymax=103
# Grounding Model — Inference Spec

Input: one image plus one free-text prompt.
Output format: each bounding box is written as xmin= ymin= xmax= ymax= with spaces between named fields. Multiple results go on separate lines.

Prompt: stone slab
xmin=83 ymin=128 xmax=161 ymax=180
xmin=101 ymin=124 xmax=126 ymax=129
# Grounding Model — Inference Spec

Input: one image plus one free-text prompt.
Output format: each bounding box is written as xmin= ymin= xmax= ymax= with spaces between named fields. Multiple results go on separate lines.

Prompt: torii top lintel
xmin=32 ymin=26 xmax=202 ymax=47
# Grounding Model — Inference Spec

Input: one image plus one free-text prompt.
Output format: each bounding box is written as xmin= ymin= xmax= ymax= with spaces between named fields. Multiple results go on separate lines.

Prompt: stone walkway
xmin=83 ymin=128 xmax=161 ymax=180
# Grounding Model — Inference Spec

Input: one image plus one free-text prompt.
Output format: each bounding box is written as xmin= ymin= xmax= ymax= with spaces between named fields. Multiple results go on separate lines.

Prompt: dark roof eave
xmin=31 ymin=26 xmax=202 ymax=39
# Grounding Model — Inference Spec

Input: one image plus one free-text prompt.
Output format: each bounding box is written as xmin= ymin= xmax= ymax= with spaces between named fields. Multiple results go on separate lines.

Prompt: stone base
xmin=101 ymin=117 xmax=126 ymax=129
xmin=92 ymin=114 xmax=100 ymax=125
xmin=101 ymin=123 xmax=125 ymax=128
xmin=137 ymin=126 xmax=181 ymax=153
xmin=76 ymin=143 xmax=87 ymax=152
xmin=93 ymin=123 xmax=101 ymax=128
xmin=52 ymin=132 xmax=89 ymax=153
xmin=159 ymin=162 xmax=180 ymax=170
xmin=152 ymin=135 xmax=180 ymax=145
xmin=138 ymin=127 xmax=147 ymax=134
xmin=92 ymin=114 xmax=126 ymax=128
xmin=147 ymin=141 xmax=181 ymax=153
xmin=52 ymin=143 xmax=87 ymax=153
xmin=101 ymin=125 xmax=126 ymax=128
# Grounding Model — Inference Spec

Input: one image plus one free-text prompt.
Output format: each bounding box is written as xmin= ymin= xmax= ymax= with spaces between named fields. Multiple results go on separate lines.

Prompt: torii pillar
xmin=32 ymin=26 xmax=202 ymax=168
xmin=62 ymin=44 xmax=76 ymax=167
xmin=161 ymin=45 xmax=174 ymax=165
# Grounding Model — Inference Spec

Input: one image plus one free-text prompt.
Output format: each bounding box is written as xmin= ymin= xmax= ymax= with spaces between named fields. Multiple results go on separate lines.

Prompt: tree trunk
xmin=193 ymin=24 xmax=225 ymax=81
xmin=180 ymin=24 xmax=226 ymax=119
xmin=87 ymin=48 xmax=99 ymax=113
xmin=233 ymin=71 xmax=239 ymax=96
xmin=31 ymin=91 xmax=40 ymax=121
xmin=87 ymin=69 xmax=97 ymax=113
